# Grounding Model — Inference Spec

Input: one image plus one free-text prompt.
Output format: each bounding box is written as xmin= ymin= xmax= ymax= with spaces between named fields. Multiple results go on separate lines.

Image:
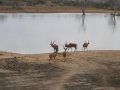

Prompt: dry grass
xmin=0 ymin=50 xmax=120 ymax=90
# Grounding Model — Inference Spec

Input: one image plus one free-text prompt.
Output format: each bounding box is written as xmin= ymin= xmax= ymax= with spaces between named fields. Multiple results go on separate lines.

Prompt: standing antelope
xmin=49 ymin=52 xmax=57 ymax=63
xmin=82 ymin=41 xmax=89 ymax=51
xmin=65 ymin=42 xmax=77 ymax=52
xmin=50 ymin=40 xmax=59 ymax=53
xmin=63 ymin=46 xmax=67 ymax=62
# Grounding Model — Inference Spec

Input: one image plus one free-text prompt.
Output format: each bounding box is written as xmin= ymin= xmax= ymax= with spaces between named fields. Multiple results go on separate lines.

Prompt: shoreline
xmin=0 ymin=6 xmax=117 ymax=13
xmin=0 ymin=50 xmax=120 ymax=55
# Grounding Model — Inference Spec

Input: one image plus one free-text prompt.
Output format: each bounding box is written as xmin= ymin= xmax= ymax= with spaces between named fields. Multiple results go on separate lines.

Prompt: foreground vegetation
xmin=0 ymin=51 xmax=120 ymax=90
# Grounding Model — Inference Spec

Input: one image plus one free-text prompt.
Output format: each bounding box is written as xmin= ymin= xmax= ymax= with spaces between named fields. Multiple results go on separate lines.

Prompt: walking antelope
xmin=65 ymin=42 xmax=77 ymax=52
xmin=82 ymin=41 xmax=89 ymax=51
xmin=50 ymin=40 xmax=59 ymax=53
xmin=63 ymin=46 xmax=67 ymax=62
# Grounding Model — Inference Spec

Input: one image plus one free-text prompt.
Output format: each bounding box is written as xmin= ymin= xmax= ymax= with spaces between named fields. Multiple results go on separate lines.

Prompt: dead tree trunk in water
xmin=82 ymin=0 xmax=87 ymax=15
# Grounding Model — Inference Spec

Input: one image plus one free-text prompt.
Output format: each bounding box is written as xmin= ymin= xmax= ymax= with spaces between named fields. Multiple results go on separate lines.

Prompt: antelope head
xmin=50 ymin=40 xmax=58 ymax=53
xmin=50 ymin=40 xmax=56 ymax=46
xmin=63 ymin=45 xmax=67 ymax=52
xmin=87 ymin=41 xmax=89 ymax=45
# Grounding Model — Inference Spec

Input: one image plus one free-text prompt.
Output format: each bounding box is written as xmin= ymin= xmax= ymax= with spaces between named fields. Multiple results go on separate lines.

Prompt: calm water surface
xmin=0 ymin=13 xmax=120 ymax=54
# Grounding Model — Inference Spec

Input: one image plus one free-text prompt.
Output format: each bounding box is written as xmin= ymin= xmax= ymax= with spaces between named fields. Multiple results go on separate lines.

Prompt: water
xmin=0 ymin=13 xmax=120 ymax=54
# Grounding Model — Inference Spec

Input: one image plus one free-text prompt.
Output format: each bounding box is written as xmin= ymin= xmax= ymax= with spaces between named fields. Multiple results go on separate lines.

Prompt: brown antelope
xmin=63 ymin=46 xmax=67 ymax=62
xmin=82 ymin=41 xmax=89 ymax=51
xmin=49 ymin=52 xmax=57 ymax=63
xmin=50 ymin=40 xmax=59 ymax=53
xmin=65 ymin=42 xmax=77 ymax=52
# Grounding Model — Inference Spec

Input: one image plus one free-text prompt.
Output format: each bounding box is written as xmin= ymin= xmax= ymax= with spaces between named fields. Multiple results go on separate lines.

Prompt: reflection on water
xmin=0 ymin=14 xmax=8 ymax=23
xmin=81 ymin=14 xmax=86 ymax=32
xmin=108 ymin=14 xmax=116 ymax=32
xmin=0 ymin=13 xmax=120 ymax=54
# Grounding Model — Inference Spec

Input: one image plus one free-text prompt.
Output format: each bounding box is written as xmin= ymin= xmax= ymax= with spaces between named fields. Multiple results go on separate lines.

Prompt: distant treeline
xmin=0 ymin=0 xmax=120 ymax=10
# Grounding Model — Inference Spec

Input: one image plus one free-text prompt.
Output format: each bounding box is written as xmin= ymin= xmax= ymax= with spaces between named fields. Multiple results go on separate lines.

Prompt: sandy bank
xmin=0 ymin=6 xmax=116 ymax=13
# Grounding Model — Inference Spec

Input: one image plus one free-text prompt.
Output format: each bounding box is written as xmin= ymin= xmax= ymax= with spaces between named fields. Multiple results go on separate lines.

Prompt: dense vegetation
xmin=0 ymin=0 xmax=120 ymax=10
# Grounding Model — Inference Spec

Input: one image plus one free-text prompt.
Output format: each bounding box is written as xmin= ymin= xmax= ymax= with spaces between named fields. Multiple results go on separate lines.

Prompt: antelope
xmin=49 ymin=52 xmax=57 ymax=63
xmin=63 ymin=46 xmax=67 ymax=62
xmin=65 ymin=42 xmax=77 ymax=52
xmin=50 ymin=40 xmax=59 ymax=53
xmin=82 ymin=41 xmax=89 ymax=51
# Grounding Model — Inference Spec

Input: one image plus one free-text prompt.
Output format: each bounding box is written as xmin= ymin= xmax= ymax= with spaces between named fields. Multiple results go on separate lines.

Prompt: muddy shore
xmin=0 ymin=6 xmax=116 ymax=13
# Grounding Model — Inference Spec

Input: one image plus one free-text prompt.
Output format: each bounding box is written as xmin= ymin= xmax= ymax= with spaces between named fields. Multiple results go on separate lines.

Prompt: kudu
xmin=65 ymin=42 xmax=77 ymax=52
xmin=82 ymin=41 xmax=89 ymax=51
xmin=50 ymin=40 xmax=58 ymax=53
xmin=63 ymin=46 xmax=67 ymax=62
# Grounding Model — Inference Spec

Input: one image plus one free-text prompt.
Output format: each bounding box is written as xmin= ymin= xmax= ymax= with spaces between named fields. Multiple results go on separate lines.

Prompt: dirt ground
xmin=0 ymin=50 xmax=120 ymax=90
xmin=0 ymin=6 xmax=116 ymax=13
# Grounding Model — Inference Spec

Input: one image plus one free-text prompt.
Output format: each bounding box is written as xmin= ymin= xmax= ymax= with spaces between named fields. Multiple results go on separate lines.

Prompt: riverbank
xmin=0 ymin=50 xmax=120 ymax=90
xmin=0 ymin=6 xmax=116 ymax=13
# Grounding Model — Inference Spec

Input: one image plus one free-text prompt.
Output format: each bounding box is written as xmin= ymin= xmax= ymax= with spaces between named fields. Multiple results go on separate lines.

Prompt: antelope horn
xmin=53 ymin=40 xmax=56 ymax=44
xmin=63 ymin=45 xmax=65 ymax=49
xmin=65 ymin=41 xmax=68 ymax=44
xmin=50 ymin=40 xmax=52 ymax=43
